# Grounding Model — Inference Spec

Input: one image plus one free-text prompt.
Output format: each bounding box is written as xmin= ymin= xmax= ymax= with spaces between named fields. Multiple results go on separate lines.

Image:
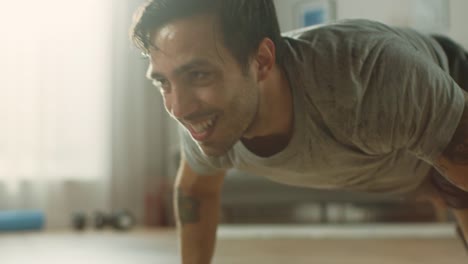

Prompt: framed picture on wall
xmin=294 ymin=0 xmax=336 ymax=29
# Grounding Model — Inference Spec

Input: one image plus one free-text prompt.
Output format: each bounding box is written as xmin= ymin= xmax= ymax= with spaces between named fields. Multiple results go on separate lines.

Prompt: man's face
xmin=147 ymin=15 xmax=260 ymax=156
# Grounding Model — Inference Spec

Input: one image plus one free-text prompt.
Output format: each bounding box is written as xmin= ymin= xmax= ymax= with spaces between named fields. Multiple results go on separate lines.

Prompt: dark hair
xmin=131 ymin=0 xmax=285 ymax=69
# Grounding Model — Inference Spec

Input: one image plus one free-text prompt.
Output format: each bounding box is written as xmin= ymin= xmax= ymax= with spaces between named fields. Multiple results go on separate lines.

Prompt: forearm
xmin=174 ymin=187 xmax=221 ymax=264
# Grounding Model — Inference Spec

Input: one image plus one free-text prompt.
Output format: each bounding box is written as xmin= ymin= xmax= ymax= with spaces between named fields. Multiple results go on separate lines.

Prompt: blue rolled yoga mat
xmin=0 ymin=210 xmax=45 ymax=231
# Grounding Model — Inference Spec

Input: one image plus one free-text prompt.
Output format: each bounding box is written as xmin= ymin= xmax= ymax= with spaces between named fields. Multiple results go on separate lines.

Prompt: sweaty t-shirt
xmin=179 ymin=19 xmax=465 ymax=195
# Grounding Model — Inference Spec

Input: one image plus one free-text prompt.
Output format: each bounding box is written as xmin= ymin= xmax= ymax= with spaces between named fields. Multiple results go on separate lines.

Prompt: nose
xmin=165 ymin=86 xmax=198 ymax=120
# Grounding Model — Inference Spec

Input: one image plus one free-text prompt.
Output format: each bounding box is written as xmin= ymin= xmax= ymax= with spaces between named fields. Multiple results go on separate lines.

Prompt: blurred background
xmin=0 ymin=0 xmax=467 ymax=232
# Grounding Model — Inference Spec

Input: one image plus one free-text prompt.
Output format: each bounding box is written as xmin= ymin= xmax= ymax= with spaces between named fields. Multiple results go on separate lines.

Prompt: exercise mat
xmin=0 ymin=210 xmax=45 ymax=232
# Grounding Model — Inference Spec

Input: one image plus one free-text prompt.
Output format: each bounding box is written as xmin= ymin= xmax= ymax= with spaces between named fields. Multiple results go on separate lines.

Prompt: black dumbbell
xmin=71 ymin=212 xmax=87 ymax=231
xmin=94 ymin=210 xmax=135 ymax=231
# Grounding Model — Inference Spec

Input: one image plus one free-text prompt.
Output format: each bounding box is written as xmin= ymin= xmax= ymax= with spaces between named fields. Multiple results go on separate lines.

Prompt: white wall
xmin=448 ymin=0 xmax=468 ymax=47
xmin=275 ymin=0 xmax=468 ymax=48
xmin=335 ymin=0 xmax=410 ymax=26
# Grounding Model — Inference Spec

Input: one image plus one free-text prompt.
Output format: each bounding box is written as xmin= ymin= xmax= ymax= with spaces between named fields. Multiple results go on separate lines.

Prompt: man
xmin=131 ymin=0 xmax=468 ymax=262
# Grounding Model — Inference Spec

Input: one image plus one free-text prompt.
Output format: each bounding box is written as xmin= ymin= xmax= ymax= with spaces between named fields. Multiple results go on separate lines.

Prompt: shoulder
xmin=283 ymin=19 xmax=397 ymax=45
xmin=282 ymin=19 xmax=401 ymax=81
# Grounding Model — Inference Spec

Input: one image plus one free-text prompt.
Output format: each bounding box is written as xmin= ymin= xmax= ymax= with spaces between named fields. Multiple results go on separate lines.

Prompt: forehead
xmin=148 ymin=14 xmax=229 ymax=73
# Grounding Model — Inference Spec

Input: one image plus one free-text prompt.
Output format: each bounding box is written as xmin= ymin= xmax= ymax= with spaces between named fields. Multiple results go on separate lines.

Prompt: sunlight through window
xmin=0 ymin=0 xmax=112 ymax=183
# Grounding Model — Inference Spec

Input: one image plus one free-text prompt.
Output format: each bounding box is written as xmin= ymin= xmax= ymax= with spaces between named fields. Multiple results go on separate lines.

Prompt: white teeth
xmin=191 ymin=118 xmax=214 ymax=133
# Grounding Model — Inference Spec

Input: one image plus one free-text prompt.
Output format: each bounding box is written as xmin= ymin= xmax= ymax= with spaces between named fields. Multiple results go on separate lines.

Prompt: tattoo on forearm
xmin=177 ymin=189 xmax=201 ymax=224
xmin=442 ymin=104 xmax=468 ymax=165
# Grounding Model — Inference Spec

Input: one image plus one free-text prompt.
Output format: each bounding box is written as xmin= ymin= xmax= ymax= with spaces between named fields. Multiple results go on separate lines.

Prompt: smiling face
xmin=147 ymin=14 xmax=260 ymax=156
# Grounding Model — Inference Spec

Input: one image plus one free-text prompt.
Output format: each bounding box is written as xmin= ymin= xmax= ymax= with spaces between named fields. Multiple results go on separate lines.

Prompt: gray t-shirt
xmin=179 ymin=19 xmax=465 ymax=195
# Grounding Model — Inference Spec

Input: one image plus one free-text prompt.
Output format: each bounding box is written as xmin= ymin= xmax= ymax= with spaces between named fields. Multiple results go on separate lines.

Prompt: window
xmin=0 ymin=0 xmax=112 ymax=181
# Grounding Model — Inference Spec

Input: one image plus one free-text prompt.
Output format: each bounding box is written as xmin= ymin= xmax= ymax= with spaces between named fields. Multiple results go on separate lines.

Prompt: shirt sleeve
xmin=178 ymin=125 xmax=229 ymax=175
xmin=317 ymin=37 xmax=465 ymax=164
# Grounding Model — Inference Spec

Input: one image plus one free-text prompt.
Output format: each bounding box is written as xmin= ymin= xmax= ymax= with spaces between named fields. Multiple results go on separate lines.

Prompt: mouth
xmin=185 ymin=116 xmax=217 ymax=142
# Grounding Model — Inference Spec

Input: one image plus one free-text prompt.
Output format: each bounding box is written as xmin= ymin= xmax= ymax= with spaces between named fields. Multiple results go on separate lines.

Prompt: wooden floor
xmin=1 ymin=225 xmax=466 ymax=264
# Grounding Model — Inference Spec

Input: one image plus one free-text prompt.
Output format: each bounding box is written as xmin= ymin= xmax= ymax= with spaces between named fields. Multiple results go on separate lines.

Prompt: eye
xmin=192 ymin=71 xmax=207 ymax=79
xmin=188 ymin=71 xmax=212 ymax=84
xmin=152 ymin=78 xmax=170 ymax=92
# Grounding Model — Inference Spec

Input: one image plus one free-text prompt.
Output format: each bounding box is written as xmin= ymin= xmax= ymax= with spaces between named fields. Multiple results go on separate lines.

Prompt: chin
xmin=198 ymin=141 xmax=235 ymax=157
xmin=199 ymin=145 xmax=228 ymax=157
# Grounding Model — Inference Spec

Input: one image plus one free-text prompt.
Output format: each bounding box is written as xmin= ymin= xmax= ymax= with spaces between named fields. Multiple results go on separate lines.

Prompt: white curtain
xmin=109 ymin=0 xmax=177 ymax=227
xmin=0 ymin=0 xmax=112 ymax=227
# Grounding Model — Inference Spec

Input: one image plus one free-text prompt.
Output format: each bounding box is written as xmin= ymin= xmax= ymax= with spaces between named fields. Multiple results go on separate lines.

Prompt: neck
xmin=241 ymin=64 xmax=293 ymax=156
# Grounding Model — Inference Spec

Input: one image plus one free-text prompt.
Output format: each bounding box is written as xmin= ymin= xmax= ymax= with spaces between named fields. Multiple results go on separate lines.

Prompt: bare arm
xmin=174 ymin=154 xmax=226 ymax=264
xmin=435 ymin=91 xmax=468 ymax=191
xmin=434 ymin=91 xmax=468 ymax=249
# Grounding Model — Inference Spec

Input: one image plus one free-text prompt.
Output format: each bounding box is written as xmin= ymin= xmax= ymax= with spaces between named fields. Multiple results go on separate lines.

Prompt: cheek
xmin=161 ymin=93 xmax=173 ymax=114
xmin=196 ymin=85 xmax=227 ymax=106
xmin=195 ymin=73 xmax=231 ymax=105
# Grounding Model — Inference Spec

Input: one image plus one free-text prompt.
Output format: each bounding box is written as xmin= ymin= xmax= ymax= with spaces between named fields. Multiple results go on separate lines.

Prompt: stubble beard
xmin=200 ymin=81 xmax=259 ymax=157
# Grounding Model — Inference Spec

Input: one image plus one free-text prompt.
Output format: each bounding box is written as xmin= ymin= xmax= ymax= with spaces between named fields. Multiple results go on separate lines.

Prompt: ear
xmin=254 ymin=38 xmax=276 ymax=82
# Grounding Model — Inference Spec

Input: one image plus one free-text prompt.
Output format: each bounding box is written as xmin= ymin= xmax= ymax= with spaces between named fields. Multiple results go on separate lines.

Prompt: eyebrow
xmin=147 ymin=59 xmax=214 ymax=80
